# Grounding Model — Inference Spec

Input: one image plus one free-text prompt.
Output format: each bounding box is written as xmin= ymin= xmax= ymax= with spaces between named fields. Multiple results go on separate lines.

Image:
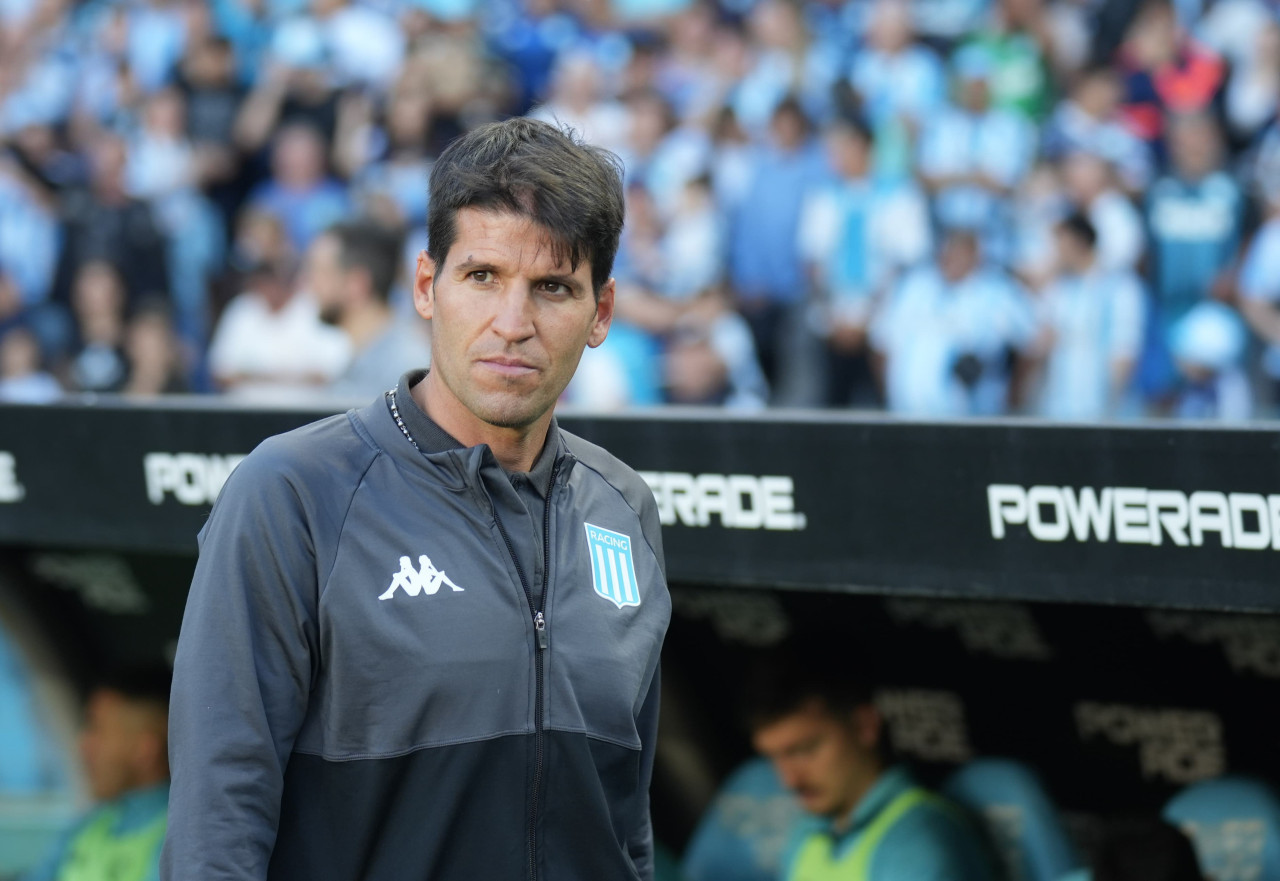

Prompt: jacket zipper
xmin=492 ymin=458 xmax=561 ymax=881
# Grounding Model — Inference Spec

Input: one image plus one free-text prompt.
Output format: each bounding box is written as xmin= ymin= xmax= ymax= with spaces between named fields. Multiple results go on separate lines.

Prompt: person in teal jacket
xmin=23 ymin=669 xmax=170 ymax=881
xmin=747 ymin=657 xmax=997 ymax=881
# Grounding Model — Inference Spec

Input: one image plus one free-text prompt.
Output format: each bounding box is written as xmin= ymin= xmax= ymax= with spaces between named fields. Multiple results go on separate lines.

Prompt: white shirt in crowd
xmin=208 ymin=289 xmax=351 ymax=403
xmin=1037 ymin=267 xmax=1145 ymax=421
xmin=871 ymin=265 xmax=1037 ymax=417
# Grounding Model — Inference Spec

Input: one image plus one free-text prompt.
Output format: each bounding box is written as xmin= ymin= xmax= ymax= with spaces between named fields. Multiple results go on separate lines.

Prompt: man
xmin=1144 ymin=111 xmax=1242 ymax=394
xmin=24 ymin=669 xmax=171 ymax=881
xmin=748 ymin=660 xmax=996 ymax=881
xmin=917 ymin=46 xmax=1035 ymax=264
xmin=728 ymin=97 xmax=829 ymax=403
xmin=307 ymin=220 xmax=430 ymax=399
xmin=162 ymin=117 xmax=671 ymax=880
xmin=798 ymin=116 xmax=930 ymax=407
xmin=1034 ymin=213 xmax=1145 ymax=421
xmin=870 ymin=229 xmax=1036 ymax=417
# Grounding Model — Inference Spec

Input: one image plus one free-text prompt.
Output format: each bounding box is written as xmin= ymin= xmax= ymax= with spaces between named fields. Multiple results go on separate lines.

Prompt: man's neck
xmin=830 ymin=766 xmax=884 ymax=835
xmin=414 ymin=370 xmax=550 ymax=472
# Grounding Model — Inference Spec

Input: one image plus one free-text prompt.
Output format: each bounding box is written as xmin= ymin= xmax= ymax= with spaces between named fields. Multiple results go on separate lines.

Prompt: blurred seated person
xmin=747 ymin=655 xmax=998 ymax=881
xmin=0 ymin=324 xmax=62 ymax=403
xmin=207 ymin=257 xmax=350 ymax=402
xmin=22 ymin=667 xmax=171 ymax=881
xmin=62 ymin=261 xmax=131 ymax=394
xmin=122 ymin=301 xmax=190 ymax=397
xmin=307 ymin=220 xmax=429 ymax=400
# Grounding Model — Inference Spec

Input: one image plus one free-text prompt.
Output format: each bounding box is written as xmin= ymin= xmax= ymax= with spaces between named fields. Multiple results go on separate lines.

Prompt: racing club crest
xmin=584 ymin=523 xmax=641 ymax=609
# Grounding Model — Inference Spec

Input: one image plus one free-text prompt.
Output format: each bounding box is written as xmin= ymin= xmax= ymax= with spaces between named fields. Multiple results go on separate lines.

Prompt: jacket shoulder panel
xmin=559 ymin=428 xmax=665 ymax=578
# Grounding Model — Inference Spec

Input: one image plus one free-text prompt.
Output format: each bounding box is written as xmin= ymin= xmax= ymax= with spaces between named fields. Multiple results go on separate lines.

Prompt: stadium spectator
xmin=619 ymin=89 xmax=708 ymax=219
xmin=1219 ymin=19 xmax=1280 ymax=145
xmin=531 ymin=52 xmax=629 ymax=154
xmin=1114 ymin=0 xmax=1225 ymax=163
xmin=0 ymin=323 xmax=61 ymax=403
xmin=307 ymin=220 xmax=428 ymax=400
xmin=1146 ymin=112 xmax=1242 ymax=328
xmin=870 ymin=229 xmax=1037 ymax=417
xmin=245 ymin=122 xmax=350 ymax=254
xmin=727 ymin=96 xmax=828 ymax=403
xmin=206 ymin=256 xmax=349 ymax=401
xmin=1042 ymin=65 xmax=1153 ymax=192
xmin=1235 ymin=184 xmax=1280 ymax=413
xmin=308 ymin=0 xmax=405 ymax=92
xmin=958 ymin=0 xmax=1055 ymax=122
xmin=1061 ymin=150 xmax=1146 ymax=274
xmin=21 ymin=667 xmax=171 ymax=881
xmin=174 ymin=35 xmax=247 ymax=226
xmin=1032 ymin=213 xmax=1145 ymax=421
xmin=344 ymin=71 xmax=437 ymax=227
xmin=63 ymin=260 xmax=130 ymax=394
xmin=850 ymin=0 xmax=945 ymax=135
xmin=747 ymin=654 xmax=998 ymax=881
xmin=733 ymin=0 xmax=835 ymax=134
xmin=917 ymin=45 xmax=1036 ymax=264
xmin=0 ymin=147 xmax=61 ymax=344
xmin=798 ymin=116 xmax=930 ymax=407
xmin=121 ymin=300 xmax=189 ymax=397
xmin=125 ymin=86 xmax=225 ymax=348
xmin=51 ymin=134 xmax=169 ymax=314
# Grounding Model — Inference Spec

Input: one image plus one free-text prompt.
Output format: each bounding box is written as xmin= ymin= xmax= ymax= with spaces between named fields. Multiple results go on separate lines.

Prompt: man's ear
xmin=587 ymin=277 xmax=615 ymax=348
xmin=414 ymin=250 xmax=436 ymax=320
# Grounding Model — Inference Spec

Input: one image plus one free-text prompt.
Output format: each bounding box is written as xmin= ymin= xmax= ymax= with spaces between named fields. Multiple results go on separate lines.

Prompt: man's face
xmin=414 ymin=208 xmax=613 ymax=433
xmin=752 ymin=698 xmax=883 ymax=820
xmin=79 ymin=690 xmax=159 ymax=802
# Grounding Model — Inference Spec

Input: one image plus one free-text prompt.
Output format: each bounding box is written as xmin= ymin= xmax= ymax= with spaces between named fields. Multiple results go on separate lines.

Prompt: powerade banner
xmin=2 ymin=401 xmax=1279 ymax=611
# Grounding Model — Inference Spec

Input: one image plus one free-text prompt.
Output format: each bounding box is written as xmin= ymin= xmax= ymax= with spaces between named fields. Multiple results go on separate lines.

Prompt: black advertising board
xmin=1 ymin=400 xmax=1279 ymax=611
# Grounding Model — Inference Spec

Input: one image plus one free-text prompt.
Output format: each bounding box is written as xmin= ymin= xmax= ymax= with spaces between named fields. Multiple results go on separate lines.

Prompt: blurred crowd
xmin=3 ymin=0 xmax=1280 ymax=418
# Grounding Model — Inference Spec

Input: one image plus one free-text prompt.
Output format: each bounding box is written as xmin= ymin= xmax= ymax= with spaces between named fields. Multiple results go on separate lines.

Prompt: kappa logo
xmin=379 ymin=554 xmax=465 ymax=600
xmin=585 ymin=523 xmax=641 ymax=609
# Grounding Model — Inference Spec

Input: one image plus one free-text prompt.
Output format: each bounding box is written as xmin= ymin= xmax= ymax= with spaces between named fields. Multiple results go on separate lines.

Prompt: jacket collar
xmin=360 ymin=370 xmax=568 ymax=495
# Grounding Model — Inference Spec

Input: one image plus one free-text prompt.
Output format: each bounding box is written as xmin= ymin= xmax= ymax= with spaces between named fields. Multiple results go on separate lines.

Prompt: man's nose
xmin=491 ymin=284 xmax=536 ymax=341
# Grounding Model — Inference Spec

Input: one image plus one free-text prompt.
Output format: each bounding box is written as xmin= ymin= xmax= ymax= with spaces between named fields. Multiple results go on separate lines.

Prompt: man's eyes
xmin=464 ymin=273 xmax=572 ymax=296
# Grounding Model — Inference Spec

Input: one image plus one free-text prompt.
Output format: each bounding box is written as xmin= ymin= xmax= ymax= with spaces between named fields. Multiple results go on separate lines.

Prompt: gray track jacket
xmin=161 ymin=372 xmax=670 ymax=881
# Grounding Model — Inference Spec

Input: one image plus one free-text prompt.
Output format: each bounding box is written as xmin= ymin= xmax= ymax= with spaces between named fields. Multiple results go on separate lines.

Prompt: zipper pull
xmin=534 ymin=611 xmax=548 ymax=649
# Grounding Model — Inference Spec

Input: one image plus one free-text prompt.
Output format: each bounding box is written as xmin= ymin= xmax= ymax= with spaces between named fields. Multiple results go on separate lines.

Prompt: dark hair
xmin=94 ymin=664 xmax=173 ymax=709
xmin=742 ymin=645 xmax=875 ymax=733
xmin=771 ymin=95 xmax=812 ymax=135
xmin=829 ymin=114 xmax=875 ymax=147
xmin=426 ymin=117 xmax=625 ymax=296
xmin=329 ymin=220 xmax=403 ymax=303
xmin=1092 ymin=819 xmax=1204 ymax=881
xmin=1057 ymin=211 xmax=1098 ymax=249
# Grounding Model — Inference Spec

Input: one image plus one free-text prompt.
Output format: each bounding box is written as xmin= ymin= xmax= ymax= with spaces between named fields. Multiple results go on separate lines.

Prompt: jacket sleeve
xmin=629 ymin=478 xmax=667 ymax=881
xmin=628 ymin=660 xmax=661 ymax=881
xmin=160 ymin=446 xmax=324 ymax=880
